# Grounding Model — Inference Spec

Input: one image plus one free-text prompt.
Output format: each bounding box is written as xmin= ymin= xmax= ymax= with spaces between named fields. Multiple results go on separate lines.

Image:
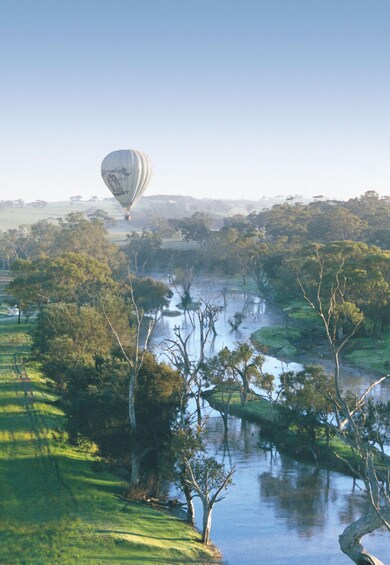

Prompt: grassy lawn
xmin=251 ymin=326 xmax=299 ymax=357
xmin=0 ymin=201 xmax=122 ymax=231
xmin=345 ymin=331 xmax=390 ymax=374
xmin=0 ymin=321 xmax=219 ymax=564
xmin=252 ymin=299 xmax=390 ymax=375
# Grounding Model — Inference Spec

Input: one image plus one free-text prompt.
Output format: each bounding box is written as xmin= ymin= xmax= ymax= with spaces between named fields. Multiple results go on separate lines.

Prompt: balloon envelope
xmin=101 ymin=149 xmax=152 ymax=211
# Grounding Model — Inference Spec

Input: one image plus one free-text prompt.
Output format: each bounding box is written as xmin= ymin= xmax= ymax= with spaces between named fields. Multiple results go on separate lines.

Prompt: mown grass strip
xmin=0 ymin=321 xmax=220 ymax=564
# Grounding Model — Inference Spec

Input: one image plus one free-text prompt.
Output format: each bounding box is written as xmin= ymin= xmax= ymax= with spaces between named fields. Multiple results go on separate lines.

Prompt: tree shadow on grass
xmin=96 ymin=529 xmax=190 ymax=542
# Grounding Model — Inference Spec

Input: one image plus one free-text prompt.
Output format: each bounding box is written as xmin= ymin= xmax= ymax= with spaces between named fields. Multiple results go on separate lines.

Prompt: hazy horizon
xmin=1 ymin=1 xmax=390 ymax=203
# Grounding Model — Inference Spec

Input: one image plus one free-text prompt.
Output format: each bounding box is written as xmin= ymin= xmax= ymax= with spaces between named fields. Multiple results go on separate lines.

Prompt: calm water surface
xmin=151 ymin=276 xmax=390 ymax=564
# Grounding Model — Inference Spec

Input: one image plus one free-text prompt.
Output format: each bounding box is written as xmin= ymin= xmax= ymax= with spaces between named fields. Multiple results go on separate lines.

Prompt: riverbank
xmin=250 ymin=299 xmax=390 ymax=377
xmin=203 ymin=388 xmax=374 ymax=478
xmin=0 ymin=321 xmax=221 ymax=564
xmin=201 ymin=275 xmax=389 ymax=377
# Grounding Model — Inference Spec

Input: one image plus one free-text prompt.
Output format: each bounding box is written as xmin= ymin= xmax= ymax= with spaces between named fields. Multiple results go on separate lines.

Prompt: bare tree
xmin=163 ymin=300 xmax=221 ymax=426
xmin=173 ymin=267 xmax=195 ymax=314
xmin=184 ymin=455 xmax=235 ymax=545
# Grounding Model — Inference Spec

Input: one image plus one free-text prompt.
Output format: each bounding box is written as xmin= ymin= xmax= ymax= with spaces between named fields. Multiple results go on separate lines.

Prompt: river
xmin=150 ymin=276 xmax=390 ymax=564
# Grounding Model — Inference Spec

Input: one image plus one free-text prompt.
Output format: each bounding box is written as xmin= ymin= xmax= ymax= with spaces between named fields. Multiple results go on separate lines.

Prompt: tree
xmin=87 ymin=209 xmax=117 ymax=227
xmin=125 ymin=230 xmax=162 ymax=274
xmin=32 ymin=288 xmax=181 ymax=495
xmin=34 ymin=302 xmax=112 ymax=359
xmin=307 ymin=206 xmax=367 ymax=243
xmin=278 ymin=365 xmax=336 ymax=462
xmin=55 ymin=213 xmax=123 ymax=270
xmin=164 ymin=300 xmax=221 ymax=426
xmin=171 ymin=427 xmax=201 ymax=525
xmin=129 ymin=353 xmax=182 ymax=493
xmin=228 ymin=311 xmax=246 ymax=331
xmin=8 ymin=252 xmax=113 ymax=315
xmin=64 ymin=353 xmax=182 ymax=495
xmin=125 ymin=275 xmax=173 ymax=315
xmin=70 ymin=195 xmax=82 ymax=203
xmin=184 ymin=455 xmax=235 ymax=545
xmin=176 ymin=212 xmax=213 ymax=246
xmin=202 ymin=363 xmax=238 ymax=437
xmin=295 ymin=242 xmax=390 ymax=335
xmin=207 ymin=343 xmax=273 ymax=405
xmin=100 ymin=276 xmax=174 ymax=485
xmin=173 ymin=267 xmax=195 ymax=313
xmin=297 ymin=249 xmax=389 ymax=565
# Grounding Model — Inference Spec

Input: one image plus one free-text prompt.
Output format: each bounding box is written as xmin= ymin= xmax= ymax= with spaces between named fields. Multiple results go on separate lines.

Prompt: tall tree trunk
xmin=129 ymin=369 xmax=136 ymax=430
xmin=183 ymin=484 xmax=195 ymax=525
xmin=339 ymin=509 xmax=387 ymax=565
xmin=130 ymin=451 xmax=141 ymax=487
xmin=202 ymin=503 xmax=213 ymax=545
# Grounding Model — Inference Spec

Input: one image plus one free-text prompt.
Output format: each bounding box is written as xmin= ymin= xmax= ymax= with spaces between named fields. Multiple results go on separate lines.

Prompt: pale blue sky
xmin=1 ymin=0 xmax=389 ymax=202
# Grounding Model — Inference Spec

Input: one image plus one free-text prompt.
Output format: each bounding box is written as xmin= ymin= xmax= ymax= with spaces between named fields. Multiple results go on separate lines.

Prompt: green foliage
xmin=9 ymin=252 xmax=114 ymax=312
xmin=279 ymin=365 xmax=335 ymax=417
xmin=205 ymin=385 xmax=357 ymax=474
xmin=64 ymin=353 xmax=182 ymax=489
xmin=125 ymin=229 xmax=162 ymax=274
xmin=55 ymin=213 xmax=118 ymax=263
xmin=277 ymin=366 xmax=337 ymax=458
xmin=125 ymin=275 xmax=173 ymax=313
xmin=0 ymin=213 xmax=126 ymax=274
xmin=357 ymin=398 xmax=390 ymax=452
xmin=295 ymin=241 xmax=390 ymax=334
xmin=204 ymin=343 xmax=274 ymax=404
xmin=345 ymin=330 xmax=390 ymax=374
xmin=250 ymin=191 xmax=390 ymax=247
xmin=175 ymin=212 xmax=213 ymax=245
xmin=251 ymin=326 xmax=299 ymax=357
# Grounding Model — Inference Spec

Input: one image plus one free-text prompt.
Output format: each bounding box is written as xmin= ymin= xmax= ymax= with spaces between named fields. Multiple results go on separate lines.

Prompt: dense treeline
xmin=1 ymin=193 xmax=389 ymax=560
xmin=126 ymin=191 xmax=390 ymax=339
xmin=4 ymin=213 xmax=179 ymax=492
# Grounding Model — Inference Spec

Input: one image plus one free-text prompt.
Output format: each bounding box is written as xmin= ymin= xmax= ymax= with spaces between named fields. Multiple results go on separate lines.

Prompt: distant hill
xmin=0 ymin=194 xmax=312 ymax=231
xmin=135 ymin=194 xmax=307 ymax=217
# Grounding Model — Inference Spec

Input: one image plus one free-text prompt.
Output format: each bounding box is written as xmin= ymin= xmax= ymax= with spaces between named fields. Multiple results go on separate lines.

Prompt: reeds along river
xmin=149 ymin=276 xmax=390 ymax=565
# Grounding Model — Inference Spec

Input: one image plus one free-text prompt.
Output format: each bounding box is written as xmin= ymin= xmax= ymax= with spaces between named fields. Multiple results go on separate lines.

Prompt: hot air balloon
xmin=101 ymin=149 xmax=152 ymax=220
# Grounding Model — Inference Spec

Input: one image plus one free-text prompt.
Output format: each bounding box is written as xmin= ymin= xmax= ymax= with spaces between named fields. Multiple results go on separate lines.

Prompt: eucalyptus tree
xmin=278 ymin=365 xmax=337 ymax=462
xmin=8 ymin=252 xmax=113 ymax=317
xmin=176 ymin=212 xmax=213 ymax=246
xmin=297 ymin=244 xmax=389 ymax=565
xmin=173 ymin=267 xmax=195 ymax=314
xmin=184 ymin=455 xmax=235 ymax=545
xmin=202 ymin=343 xmax=274 ymax=435
xmin=210 ymin=343 xmax=273 ymax=404
xmin=125 ymin=230 xmax=162 ymax=274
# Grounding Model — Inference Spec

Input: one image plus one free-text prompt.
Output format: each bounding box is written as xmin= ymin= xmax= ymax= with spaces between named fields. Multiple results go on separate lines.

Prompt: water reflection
xmin=151 ymin=276 xmax=390 ymax=401
xmin=151 ymin=276 xmax=390 ymax=563
xmin=259 ymin=464 xmax=330 ymax=537
xmin=202 ymin=415 xmax=390 ymax=565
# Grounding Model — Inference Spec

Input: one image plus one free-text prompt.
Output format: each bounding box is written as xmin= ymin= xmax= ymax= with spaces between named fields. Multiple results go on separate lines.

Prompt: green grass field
xmin=345 ymin=331 xmax=390 ymax=373
xmin=0 ymin=321 xmax=220 ymax=564
xmin=251 ymin=326 xmax=299 ymax=357
xmin=0 ymin=201 xmax=121 ymax=231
